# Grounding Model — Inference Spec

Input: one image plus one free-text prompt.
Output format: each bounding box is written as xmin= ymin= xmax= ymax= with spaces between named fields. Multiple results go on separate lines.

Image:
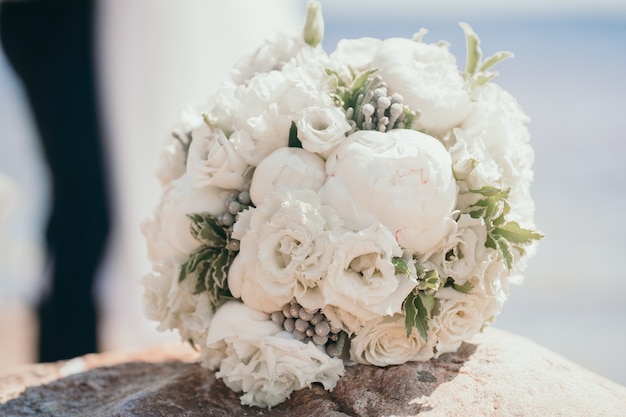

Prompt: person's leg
xmin=0 ymin=0 xmax=110 ymax=362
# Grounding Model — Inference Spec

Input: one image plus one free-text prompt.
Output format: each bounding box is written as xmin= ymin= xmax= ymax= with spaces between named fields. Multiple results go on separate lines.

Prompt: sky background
xmin=1 ymin=0 xmax=625 ymax=385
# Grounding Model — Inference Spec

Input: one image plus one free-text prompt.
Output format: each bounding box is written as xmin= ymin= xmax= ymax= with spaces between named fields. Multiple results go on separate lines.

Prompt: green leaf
xmin=494 ymin=236 xmax=514 ymax=270
xmin=444 ymin=277 xmax=473 ymax=293
xmin=403 ymin=291 xmax=432 ymax=341
xmin=470 ymin=186 xmax=510 ymax=198
xmin=493 ymin=221 xmax=544 ymax=245
xmin=392 ymin=257 xmax=410 ymax=276
xmin=352 ymin=68 xmax=378 ymax=92
xmin=288 ymin=122 xmax=302 ymax=148
xmin=464 ymin=185 xmax=542 ymax=270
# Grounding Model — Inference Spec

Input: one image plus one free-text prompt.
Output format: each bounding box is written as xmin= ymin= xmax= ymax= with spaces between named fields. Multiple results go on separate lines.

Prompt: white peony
xmin=249 ymin=147 xmax=326 ymax=206
xmin=187 ymin=124 xmax=250 ymax=190
xmin=141 ymin=175 xmax=225 ymax=262
xmin=230 ymin=33 xmax=309 ymax=85
xmin=350 ymin=314 xmax=436 ymax=366
xmin=369 ymin=38 xmax=471 ymax=136
xmin=295 ymin=106 xmax=352 ymax=158
xmin=432 ymin=287 xmax=502 ymax=355
xmin=330 ymin=37 xmax=381 ymax=72
xmin=320 ymin=224 xmax=417 ymax=329
xmin=229 ymin=189 xmax=341 ymax=313
xmin=321 ymin=129 xmax=457 ymax=255
xmin=204 ymin=301 xmax=345 ymax=408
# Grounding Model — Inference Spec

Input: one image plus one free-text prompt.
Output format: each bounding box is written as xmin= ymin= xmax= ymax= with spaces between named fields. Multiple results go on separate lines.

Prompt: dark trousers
xmin=0 ymin=0 xmax=110 ymax=362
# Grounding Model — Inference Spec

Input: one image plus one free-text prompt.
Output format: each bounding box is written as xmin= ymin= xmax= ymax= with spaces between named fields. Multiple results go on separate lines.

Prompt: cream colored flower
xmin=141 ymin=175 xmax=225 ymax=262
xmin=295 ymin=106 xmax=351 ymax=158
xmin=229 ymin=189 xmax=340 ymax=313
xmin=350 ymin=314 xmax=436 ymax=366
xmin=142 ymin=260 xmax=213 ymax=347
xmin=203 ymin=301 xmax=344 ymax=408
xmin=320 ymin=224 xmax=417 ymax=329
xmin=432 ymin=287 xmax=502 ymax=355
xmin=187 ymin=124 xmax=250 ymax=190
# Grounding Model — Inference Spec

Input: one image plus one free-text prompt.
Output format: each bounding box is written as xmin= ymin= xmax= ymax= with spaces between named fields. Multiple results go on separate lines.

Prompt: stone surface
xmin=1 ymin=328 xmax=625 ymax=416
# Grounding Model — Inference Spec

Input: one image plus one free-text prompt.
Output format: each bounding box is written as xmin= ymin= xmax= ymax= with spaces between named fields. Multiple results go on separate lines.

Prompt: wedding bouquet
xmin=142 ymin=1 xmax=542 ymax=408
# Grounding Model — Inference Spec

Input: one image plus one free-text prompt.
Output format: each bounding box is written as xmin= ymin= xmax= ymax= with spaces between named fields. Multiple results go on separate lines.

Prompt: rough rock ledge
xmin=1 ymin=328 xmax=625 ymax=417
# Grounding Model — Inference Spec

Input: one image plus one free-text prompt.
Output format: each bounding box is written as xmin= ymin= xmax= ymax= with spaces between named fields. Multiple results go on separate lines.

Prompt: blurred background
xmin=1 ymin=0 xmax=625 ymax=385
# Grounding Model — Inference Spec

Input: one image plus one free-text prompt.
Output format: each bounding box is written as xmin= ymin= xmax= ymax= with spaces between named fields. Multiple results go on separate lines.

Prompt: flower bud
xmin=303 ymin=0 xmax=324 ymax=47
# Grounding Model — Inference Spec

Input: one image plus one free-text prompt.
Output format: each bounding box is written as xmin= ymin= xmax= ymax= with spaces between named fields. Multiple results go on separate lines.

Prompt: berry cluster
xmin=345 ymin=75 xmax=418 ymax=133
xmin=270 ymin=300 xmax=346 ymax=357
xmin=216 ymin=190 xmax=253 ymax=252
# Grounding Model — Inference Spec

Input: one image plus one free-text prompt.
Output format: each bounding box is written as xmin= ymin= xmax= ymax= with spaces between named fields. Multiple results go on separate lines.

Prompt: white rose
xmin=320 ymin=224 xmax=417 ymax=328
xmin=228 ymin=189 xmax=340 ymax=313
xmin=141 ymin=175 xmax=225 ymax=262
xmin=321 ymin=129 xmax=457 ymax=255
xmin=186 ymin=124 xmax=250 ymax=190
xmin=249 ymin=147 xmax=326 ymax=206
xmin=350 ymin=314 xmax=436 ymax=366
xmin=295 ymin=106 xmax=351 ymax=158
xmin=370 ymin=38 xmax=471 ymax=136
xmin=203 ymin=301 xmax=344 ymax=408
xmin=432 ymin=287 xmax=502 ymax=355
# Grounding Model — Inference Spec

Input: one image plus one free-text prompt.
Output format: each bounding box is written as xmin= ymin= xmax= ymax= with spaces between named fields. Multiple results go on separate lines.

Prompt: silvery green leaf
xmin=460 ymin=22 xmax=482 ymax=76
xmin=474 ymin=71 xmax=499 ymax=86
xmin=480 ymin=51 xmax=514 ymax=72
xmin=411 ymin=28 xmax=428 ymax=42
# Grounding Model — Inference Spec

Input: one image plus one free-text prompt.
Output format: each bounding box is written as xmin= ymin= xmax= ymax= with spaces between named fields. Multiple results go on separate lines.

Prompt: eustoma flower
xmin=228 ymin=189 xmax=341 ymax=312
xmin=319 ymin=224 xmax=417 ymax=329
xmin=203 ymin=301 xmax=344 ymax=408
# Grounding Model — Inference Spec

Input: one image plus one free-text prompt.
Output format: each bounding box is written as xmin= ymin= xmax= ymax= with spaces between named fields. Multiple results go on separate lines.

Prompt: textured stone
xmin=1 ymin=328 xmax=625 ymax=416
